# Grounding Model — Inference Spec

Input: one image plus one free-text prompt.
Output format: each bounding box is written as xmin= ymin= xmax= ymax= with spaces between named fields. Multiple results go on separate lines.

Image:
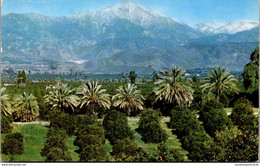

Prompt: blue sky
xmin=2 ymin=0 xmax=259 ymax=24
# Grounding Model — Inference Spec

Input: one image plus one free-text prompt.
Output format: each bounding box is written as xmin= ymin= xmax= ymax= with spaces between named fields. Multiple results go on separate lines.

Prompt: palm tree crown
xmin=112 ymin=83 xmax=145 ymax=115
xmin=1 ymin=87 xmax=13 ymax=116
xmin=77 ymin=81 xmax=111 ymax=115
xmin=13 ymin=92 xmax=39 ymax=122
xmin=200 ymin=67 xmax=239 ymax=101
xmin=45 ymin=82 xmax=79 ymax=113
xmin=153 ymin=66 xmax=194 ymax=106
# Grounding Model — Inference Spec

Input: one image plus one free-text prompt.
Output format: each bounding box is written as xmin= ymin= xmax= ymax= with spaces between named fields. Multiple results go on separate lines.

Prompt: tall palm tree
xmin=13 ymin=92 xmax=39 ymax=122
xmin=200 ymin=67 xmax=239 ymax=101
xmin=45 ymin=82 xmax=79 ymax=113
xmin=1 ymin=87 xmax=13 ymax=116
xmin=76 ymin=81 xmax=111 ymax=115
xmin=153 ymin=66 xmax=194 ymax=106
xmin=112 ymin=83 xmax=145 ymax=115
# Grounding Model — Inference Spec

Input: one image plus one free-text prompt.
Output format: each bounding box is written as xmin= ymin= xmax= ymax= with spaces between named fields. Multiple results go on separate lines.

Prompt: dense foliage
xmin=2 ymin=132 xmax=24 ymax=155
xmin=199 ymin=100 xmax=231 ymax=137
xmin=230 ymin=98 xmax=257 ymax=132
xmin=170 ymin=106 xmax=215 ymax=161
xmin=49 ymin=112 xmax=75 ymax=135
xmin=111 ymin=138 xmax=147 ymax=162
xmin=74 ymin=122 xmax=107 ymax=161
xmin=200 ymin=67 xmax=239 ymax=101
xmin=1 ymin=115 xmax=13 ymax=133
xmin=136 ymin=110 xmax=168 ymax=143
xmin=103 ymin=110 xmax=134 ymax=145
xmin=148 ymin=143 xmax=186 ymax=162
xmin=154 ymin=66 xmax=194 ymax=106
xmin=41 ymin=128 xmax=71 ymax=161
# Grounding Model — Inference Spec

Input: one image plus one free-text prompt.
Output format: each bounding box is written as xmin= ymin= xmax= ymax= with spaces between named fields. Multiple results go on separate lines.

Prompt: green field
xmin=1 ymin=117 xmax=188 ymax=162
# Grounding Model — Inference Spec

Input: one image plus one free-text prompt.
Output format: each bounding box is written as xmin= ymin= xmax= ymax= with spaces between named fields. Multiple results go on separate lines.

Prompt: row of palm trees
xmin=44 ymin=66 xmax=239 ymax=116
xmin=1 ymin=87 xmax=39 ymax=121
xmin=1 ymin=66 xmax=239 ymax=120
xmin=44 ymin=81 xmax=144 ymax=116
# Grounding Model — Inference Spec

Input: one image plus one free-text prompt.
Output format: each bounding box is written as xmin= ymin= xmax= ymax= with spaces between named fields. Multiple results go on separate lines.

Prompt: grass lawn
xmin=1 ymin=124 xmax=48 ymax=161
xmin=1 ymin=124 xmax=80 ymax=162
xmin=128 ymin=117 xmax=189 ymax=161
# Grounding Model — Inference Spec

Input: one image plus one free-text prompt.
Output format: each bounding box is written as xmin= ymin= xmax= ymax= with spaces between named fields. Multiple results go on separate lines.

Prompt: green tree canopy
xmin=112 ymin=83 xmax=145 ymax=115
xmin=153 ymin=66 xmax=194 ymax=106
xmin=129 ymin=71 xmax=137 ymax=84
xmin=200 ymin=67 xmax=239 ymax=101
xmin=76 ymin=81 xmax=111 ymax=115
xmin=243 ymin=46 xmax=259 ymax=93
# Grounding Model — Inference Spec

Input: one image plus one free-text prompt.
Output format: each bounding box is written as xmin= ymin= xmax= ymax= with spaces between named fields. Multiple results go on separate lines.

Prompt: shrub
xmin=41 ymin=128 xmax=71 ymax=161
xmin=199 ymin=100 xmax=232 ymax=137
xmin=103 ymin=110 xmax=134 ymax=144
xmin=2 ymin=132 xmax=24 ymax=155
xmin=136 ymin=110 xmax=168 ymax=143
xmin=111 ymin=138 xmax=147 ymax=162
xmin=74 ymin=123 xmax=106 ymax=151
xmin=45 ymin=147 xmax=72 ymax=161
xmin=49 ymin=112 xmax=75 ymax=135
xmin=80 ymin=145 xmax=107 ymax=162
xmin=170 ymin=106 xmax=201 ymax=137
xmin=74 ymin=122 xmax=107 ymax=161
xmin=148 ymin=143 xmax=186 ymax=162
xmin=181 ymin=130 xmax=215 ymax=162
xmin=1 ymin=115 xmax=13 ymax=133
xmin=73 ymin=114 xmax=97 ymax=133
xmin=230 ymin=97 xmax=257 ymax=132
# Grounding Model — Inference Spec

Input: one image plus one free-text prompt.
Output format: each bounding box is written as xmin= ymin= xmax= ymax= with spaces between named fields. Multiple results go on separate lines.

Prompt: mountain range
xmin=1 ymin=1 xmax=259 ymax=74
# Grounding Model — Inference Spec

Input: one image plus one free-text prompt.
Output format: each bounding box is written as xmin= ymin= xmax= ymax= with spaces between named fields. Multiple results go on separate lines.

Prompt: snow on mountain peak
xmin=215 ymin=20 xmax=258 ymax=34
xmin=196 ymin=20 xmax=259 ymax=34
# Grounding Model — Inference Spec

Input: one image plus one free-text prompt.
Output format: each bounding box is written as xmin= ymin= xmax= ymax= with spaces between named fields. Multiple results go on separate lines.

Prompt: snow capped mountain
xmin=215 ymin=20 xmax=259 ymax=34
xmin=101 ymin=1 xmax=172 ymax=27
xmin=195 ymin=21 xmax=227 ymax=34
xmin=1 ymin=1 xmax=259 ymax=73
xmin=196 ymin=20 xmax=259 ymax=34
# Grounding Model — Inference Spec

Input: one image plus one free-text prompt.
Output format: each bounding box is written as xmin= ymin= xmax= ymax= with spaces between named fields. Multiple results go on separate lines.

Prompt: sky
xmin=2 ymin=0 xmax=259 ymax=24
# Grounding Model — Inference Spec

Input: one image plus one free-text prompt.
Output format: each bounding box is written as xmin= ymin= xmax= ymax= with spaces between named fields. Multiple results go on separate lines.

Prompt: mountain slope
xmin=1 ymin=1 xmax=259 ymax=74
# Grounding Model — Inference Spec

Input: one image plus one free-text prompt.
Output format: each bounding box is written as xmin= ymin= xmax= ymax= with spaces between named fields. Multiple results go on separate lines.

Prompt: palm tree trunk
xmin=90 ymin=102 xmax=95 ymax=115
xmin=216 ymin=88 xmax=221 ymax=101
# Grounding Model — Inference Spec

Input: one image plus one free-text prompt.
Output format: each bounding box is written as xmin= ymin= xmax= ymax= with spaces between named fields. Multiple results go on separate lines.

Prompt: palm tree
xmin=112 ymin=83 xmax=145 ymax=115
xmin=1 ymin=87 xmax=13 ymax=116
xmin=13 ymin=92 xmax=39 ymax=122
xmin=45 ymin=82 xmax=79 ymax=113
xmin=76 ymin=81 xmax=111 ymax=115
xmin=200 ymin=67 xmax=239 ymax=101
xmin=153 ymin=66 xmax=194 ymax=106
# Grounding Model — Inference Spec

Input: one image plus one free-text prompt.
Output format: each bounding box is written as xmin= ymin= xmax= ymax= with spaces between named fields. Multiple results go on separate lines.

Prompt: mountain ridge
xmin=1 ymin=1 xmax=259 ymax=74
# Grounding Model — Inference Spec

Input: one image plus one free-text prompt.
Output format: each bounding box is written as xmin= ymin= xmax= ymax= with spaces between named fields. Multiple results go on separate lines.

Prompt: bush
xmin=103 ymin=110 xmax=134 ymax=144
xmin=111 ymin=138 xmax=148 ymax=162
xmin=230 ymin=97 xmax=257 ymax=132
xmin=199 ymin=100 xmax=232 ymax=137
xmin=80 ymin=145 xmax=107 ymax=162
xmin=45 ymin=147 xmax=72 ymax=161
xmin=1 ymin=115 xmax=13 ymax=133
xmin=181 ymin=130 xmax=215 ymax=162
xmin=214 ymin=126 xmax=258 ymax=162
xmin=73 ymin=114 xmax=97 ymax=133
xmin=74 ymin=123 xmax=106 ymax=151
xmin=2 ymin=132 xmax=24 ymax=155
xmin=74 ymin=122 xmax=107 ymax=161
xmin=49 ymin=112 xmax=75 ymax=135
xmin=41 ymin=128 xmax=71 ymax=161
xmin=136 ymin=110 xmax=168 ymax=143
xmin=170 ymin=106 xmax=201 ymax=137
xmin=148 ymin=143 xmax=186 ymax=162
